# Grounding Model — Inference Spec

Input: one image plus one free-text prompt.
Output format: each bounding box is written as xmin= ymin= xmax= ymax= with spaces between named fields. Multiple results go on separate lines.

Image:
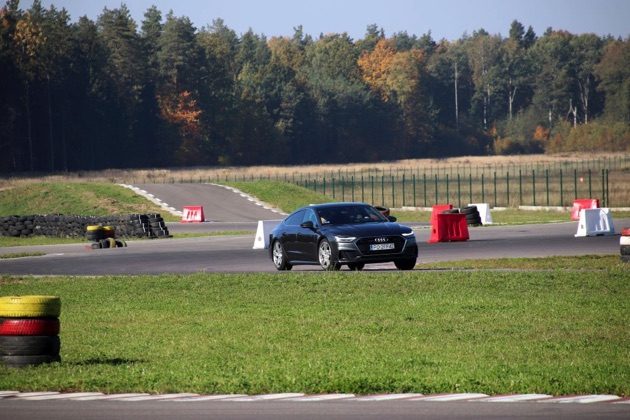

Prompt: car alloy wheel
xmin=272 ymin=241 xmax=291 ymax=271
xmin=318 ymin=240 xmax=340 ymax=271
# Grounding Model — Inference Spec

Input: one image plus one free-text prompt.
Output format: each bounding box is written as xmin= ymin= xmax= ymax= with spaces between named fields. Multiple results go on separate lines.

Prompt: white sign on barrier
xmin=468 ymin=203 xmax=492 ymax=225
xmin=253 ymin=220 xmax=283 ymax=249
xmin=575 ymin=208 xmax=615 ymax=237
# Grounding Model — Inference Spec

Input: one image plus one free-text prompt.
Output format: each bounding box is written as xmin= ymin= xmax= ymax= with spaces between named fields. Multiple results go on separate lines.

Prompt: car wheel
xmin=272 ymin=240 xmax=292 ymax=271
xmin=318 ymin=240 xmax=340 ymax=271
xmin=394 ymin=259 xmax=416 ymax=270
xmin=347 ymin=263 xmax=365 ymax=271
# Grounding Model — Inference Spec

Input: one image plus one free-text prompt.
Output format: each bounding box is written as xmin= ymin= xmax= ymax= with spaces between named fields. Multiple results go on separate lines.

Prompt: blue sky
xmin=22 ymin=0 xmax=630 ymax=40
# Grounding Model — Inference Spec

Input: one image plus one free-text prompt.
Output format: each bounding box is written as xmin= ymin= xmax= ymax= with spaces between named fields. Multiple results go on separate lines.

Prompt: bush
xmin=546 ymin=121 xmax=630 ymax=153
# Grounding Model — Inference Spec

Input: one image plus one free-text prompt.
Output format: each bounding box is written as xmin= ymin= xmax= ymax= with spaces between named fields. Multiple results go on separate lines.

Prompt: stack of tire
xmin=460 ymin=206 xmax=482 ymax=226
xmin=0 ymin=296 xmax=61 ymax=368
xmin=86 ymin=225 xmax=127 ymax=249
xmin=147 ymin=213 xmax=171 ymax=238
xmin=621 ymin=228 xmax=630 ymax=263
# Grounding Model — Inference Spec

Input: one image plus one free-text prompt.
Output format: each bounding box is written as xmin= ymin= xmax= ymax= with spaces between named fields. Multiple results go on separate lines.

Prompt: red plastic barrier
xmin=570 ymin=199 xmax=599 ymax=221
xmin=181 ymin=206 xmax=205 ymax=223
xmin=430 ymin=204 xmax=453 ymax=225
xmin=428 ymin=213 xmax=470 ymax=243
xmin=622 ymin=227 xmax=630 ymax=236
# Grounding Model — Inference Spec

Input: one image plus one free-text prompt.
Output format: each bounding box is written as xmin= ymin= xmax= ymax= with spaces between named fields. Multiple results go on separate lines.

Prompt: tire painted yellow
xmin=86 ymin=225 xmax=103 ymax=232
xmin=0 ymin=296 xmax=61 ymax=318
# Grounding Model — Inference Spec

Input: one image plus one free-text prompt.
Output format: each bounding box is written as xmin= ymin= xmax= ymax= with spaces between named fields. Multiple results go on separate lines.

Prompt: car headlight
xmin=334 ymin=236 xmax=356 ymax=243
xmin=402 ymin=231 xmax=415 ymax=237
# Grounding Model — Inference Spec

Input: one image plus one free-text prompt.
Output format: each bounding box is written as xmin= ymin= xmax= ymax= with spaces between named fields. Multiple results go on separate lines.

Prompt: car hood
xmin=320 ymin=222 xmax=413 ymax=237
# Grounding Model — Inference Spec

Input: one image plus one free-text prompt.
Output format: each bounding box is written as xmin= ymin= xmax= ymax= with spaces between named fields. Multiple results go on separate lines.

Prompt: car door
xmin=281 ymin=210 xmax=304 ymax=260
xmin=296 ymin=209 xmax=320 ymax=261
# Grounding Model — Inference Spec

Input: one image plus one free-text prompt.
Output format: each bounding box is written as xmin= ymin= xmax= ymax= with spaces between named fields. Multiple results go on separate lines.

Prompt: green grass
xmin=420 ymin=255 xmax=628 ymax=270
xmin=224 ymin=180 xmax=332 ymax=213
xmin=0 ymin=182 xmax=178 ymax=221
xmin=0 ymin=251 xmax=45 ymax=259
xmin=0 ymin=258 xmax=628 ymax=396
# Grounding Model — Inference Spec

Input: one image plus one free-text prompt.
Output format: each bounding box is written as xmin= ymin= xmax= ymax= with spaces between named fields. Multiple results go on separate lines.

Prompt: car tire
xmin=318 ymin=239 xmax=340 ymax=271
xmin=347 ymin=263 xmax=365 ymax=271
xmin=394 ymin=259 xmax=416 ymax=270
xmin=272 ymin=241 xmax=292 ymax=271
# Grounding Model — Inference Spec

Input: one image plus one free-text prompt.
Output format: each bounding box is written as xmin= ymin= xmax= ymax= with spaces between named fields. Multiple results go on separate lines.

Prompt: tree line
xmin=1 ymin=0 xmax=628 ymax=173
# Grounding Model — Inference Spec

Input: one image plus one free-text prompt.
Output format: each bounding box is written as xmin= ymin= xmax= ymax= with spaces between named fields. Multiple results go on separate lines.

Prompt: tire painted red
xmin=621 ymin=227 xmax=630 ymax=236
xmin=0 ymin=318 xmax=60 ymax=336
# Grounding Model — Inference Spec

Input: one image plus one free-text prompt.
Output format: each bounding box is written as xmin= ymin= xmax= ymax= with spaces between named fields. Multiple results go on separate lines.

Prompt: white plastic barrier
xmin=252 ymin=220 xmax=282 ymax=249
xmin=575 ymin=208 xmax=615 ymax=237
xmin=468 ymin=203 xmax=492 ymax=225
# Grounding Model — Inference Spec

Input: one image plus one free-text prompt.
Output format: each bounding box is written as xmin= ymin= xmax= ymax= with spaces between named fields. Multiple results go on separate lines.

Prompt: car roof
xmin=306 ymin=202 xmax=370 ymax=210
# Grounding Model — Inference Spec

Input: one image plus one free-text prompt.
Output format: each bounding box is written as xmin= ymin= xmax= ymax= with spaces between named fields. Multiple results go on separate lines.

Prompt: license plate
xmin=370 ymin=243 xmax=395 ymax=251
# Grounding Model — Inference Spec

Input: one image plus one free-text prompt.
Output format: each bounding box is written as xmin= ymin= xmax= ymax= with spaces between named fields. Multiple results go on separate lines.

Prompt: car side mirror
xmin=300 ymin=221 xmax=315 ymax=229
xmin=387 ymin=216 xmax=397 ymax=222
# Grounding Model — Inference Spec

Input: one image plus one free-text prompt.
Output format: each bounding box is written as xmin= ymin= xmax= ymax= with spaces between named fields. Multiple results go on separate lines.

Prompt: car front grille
xmin=356 ymin=235 xmax=405 ymax=254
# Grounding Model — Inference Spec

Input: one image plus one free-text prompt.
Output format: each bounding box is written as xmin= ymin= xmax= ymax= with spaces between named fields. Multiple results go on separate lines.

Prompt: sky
xmin=20 ymin=0 xmax=630 ymax=41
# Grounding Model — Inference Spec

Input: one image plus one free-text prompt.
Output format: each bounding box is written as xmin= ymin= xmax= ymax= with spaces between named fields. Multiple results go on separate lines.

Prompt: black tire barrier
xmin=442 ymin=209 xmax=460 ymax=214
xmin=0 ymin=214 xmax=169 ymax=239
xmin=0 ymin=296 xmax=61 ymax=368
xmin=461 ymin=206 xmax=478 ymax=215
xmin=0 ymin=354 xmax=60 ymax=368
xmin=0 ymin=336 xmax=60 ymax=356
xmin=622 ymin=255 xmax=630 ymax=263
xmin=621 ymin=245 xmax=630 ymax=256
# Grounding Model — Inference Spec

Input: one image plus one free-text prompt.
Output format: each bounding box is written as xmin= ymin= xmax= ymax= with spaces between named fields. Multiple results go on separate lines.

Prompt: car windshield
xmin=316 ymin=205 xmax=388 ymax=225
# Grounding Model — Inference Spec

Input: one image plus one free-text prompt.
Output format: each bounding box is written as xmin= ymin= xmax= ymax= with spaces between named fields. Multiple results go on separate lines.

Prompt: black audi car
xmin=269 ymin=202 xmax=418 ymax=271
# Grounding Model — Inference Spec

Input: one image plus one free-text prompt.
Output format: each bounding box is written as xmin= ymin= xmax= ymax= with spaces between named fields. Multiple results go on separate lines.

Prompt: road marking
xmin=542 ymin=395 xmax=621 ymax=404
xmin=288 ymin=394 xmax=355 ymax=402
xmin=410 ymin=393 xmax=488 ymax=402
xmin=20 ymin=392 xmax=104 ymax=401
xmin=14 ymin=392 xmax=60 ymax=398
xmin=170 ymin=394 xmax=248 ymax=402
xmin=71 ymin=393 xmax=150 ymax=401
xmin=479 ymin=394 xmax=552 ymax=402
xmin=116 ymin=393 xmax=199 ymax=401
xmin=223 ymin=393 xmax=305 ymax=402
xmin=354 ymin=394 xmax=423 ymax=401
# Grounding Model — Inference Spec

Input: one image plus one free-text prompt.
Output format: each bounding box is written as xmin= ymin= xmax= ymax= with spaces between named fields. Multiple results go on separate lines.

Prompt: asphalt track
xmin=0 ymin=218 xmax=625 ymax=275
xmin=1 ymin=184 xmax=628 ymax=419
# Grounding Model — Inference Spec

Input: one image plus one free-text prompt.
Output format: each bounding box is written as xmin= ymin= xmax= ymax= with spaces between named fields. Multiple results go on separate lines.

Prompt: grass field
xmin=0 ymin=183 xmax=174 ymax=220
xmin=0 ymin=256 xmax=628 ymax=396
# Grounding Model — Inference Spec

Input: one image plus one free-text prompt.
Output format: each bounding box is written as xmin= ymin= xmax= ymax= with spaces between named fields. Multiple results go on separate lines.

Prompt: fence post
xmin=341 ymin=176 xmax=345 ymax=201
xmin=493 ymin=171 xmax=497 ymax=208
xmin=519 ymin=169 xmax=523 ymax=206
xmin=469 ymin=174 xmax=472 ymax=206
xmin=434 ymin=174 xmax=439 ymax=205
xmin=413 ymin=174 xmax=417 ymax=207
xmin=445 ymin=174 xmax=449 ymax=206
xmin=402 ymin=174 xmax=406 ymax=207
xmin=506 ymin=171 xmax=510 ymax=207
xmin=481 ymin=173 xmax=485 ymax=204
xmin=423 ymin=173 xmax=427 ymax=207
xmin=361 ymin=175 xmax=364 ymax=203
xmin=574 ymin=169 xmax=578 ymax=200
xmin=545 ymin=169 xmax=550 ymax=206
xmin=371 ymin=176 xmax=375 ymax=204
xmin=332 ymin=177 xmax=336 ymax=199
xmin=457 ymin=173 xmax=461 ymax=208
xmin=560 ymin=168 xmax=564 ymax=207
xmin=351 ymin=176 xmax=355 ymax=202
xmin=532 ymin=170 xmax=536 ymax=206
xmin=381 ymin=175 xmax=385 ymax=206
xmin=606 ymin=169 xmax=609 ymax=207
xmin=391 ymin=175 xmax=395 ymax=208
xmin=588 ymin=169 xmax=592 ymax=198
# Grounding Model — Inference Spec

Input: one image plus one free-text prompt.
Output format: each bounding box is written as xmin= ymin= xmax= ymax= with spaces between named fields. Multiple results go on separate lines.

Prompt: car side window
xmin=302 ymin=209 xmax=318 ymax=226
xmin=284 ymin=210 xmax=305 ymax=226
